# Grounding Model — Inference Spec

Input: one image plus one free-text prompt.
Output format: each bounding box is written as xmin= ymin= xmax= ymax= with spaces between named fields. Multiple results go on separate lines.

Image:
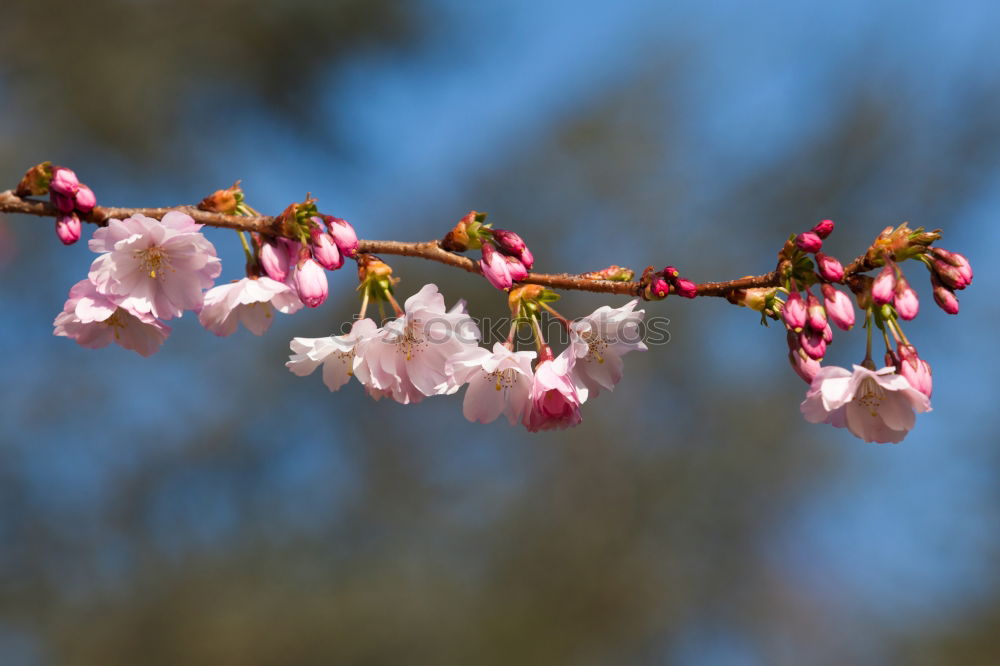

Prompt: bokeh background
xmin=2 ymin=1 xmax=999 ymax=664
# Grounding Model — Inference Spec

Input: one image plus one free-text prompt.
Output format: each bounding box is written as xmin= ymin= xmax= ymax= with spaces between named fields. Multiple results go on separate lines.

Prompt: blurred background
xmin=1 ymin=1 xmax=999 ymax=664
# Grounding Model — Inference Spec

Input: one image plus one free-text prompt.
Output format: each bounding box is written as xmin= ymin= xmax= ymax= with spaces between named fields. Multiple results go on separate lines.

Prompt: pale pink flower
xmin=800 ymin=364 xmax=931 ymax=443
xmin=450 ymin=343 xmax=536 ymax=425
xmin=524 ymin=349 xmax=584 ymax=432
xmin=87 ymin=212 xmax=221 ymax=320
xmin=53 ymin=279 xmax=170 ymax=356
xmin=568 ymin=299 xmax=647 ymax=399
xmin=286 ymin=318 xmax=379 ymax=391
xmin=199 ymin=277 xmax=303 ymax=336
xmin=353 ymin=284 xmax=482 ymax=404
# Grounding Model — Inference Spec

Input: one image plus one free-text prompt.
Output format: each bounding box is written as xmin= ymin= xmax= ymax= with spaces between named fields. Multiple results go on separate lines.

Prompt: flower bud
xmin=581 ymin=265 xmax=635 ymax=282
xmin=871 ymin=263 xmax=896 ymax=305
xmin=929 ymin=248 xmax=972 ymax=285
xmin=821 ymin=283 xmax=855 ymax=331
xmin=492 ymin=229 xmax=526 ymax=254
xmin=50 ymin=167 xmax=79 ymax=197
xmin=822 ymin=322 xmax=833 ymax=344
xmin=930 ymin=257 xmax=972 ymax=290
xmin=294 ymin=257 xmax=329 ymax=308
xmin=55 ymin=213 xmax=81 ymax=245
xmin=661 ymin=265 xmax=680 ymax=280
xmin=74 ymin=184 xmax=96 ymax=213
xmin=674 ymin=278 xmax=698 ymax=299
xmin=814 ymin=252 xmax=844 ymax=282
xmin=930 ymin=273 xmax=959 ymax=315
xmin=50 ymin=190 xmax=76 ymax=213
xmin=326 ymin=216 xmax=358 ymax=258
xmin=479 ymin=242 xmax=513 ymax=290
xmin=893 ymin=275 xmax=919 ymax=320
xmin=788 ymin=348 xmax=822 ymax=384
xmin=897 ymin=345 xmax=932 ymax=398
xmin=806 ymin=292 xmax=827 ymax=331
xmin=505 ymin=255 xmax=528 ymax=282
xmin=795 ymin=231 xmax=823 ymax=253
xmin=811 ymin=219 xmax=835 ymax=239
xmin=799 ymin=328 xmax=826 ymax=360
xmin=260 ymin=238 xmax=290 ymax=282
xmin=197 ymin=185 xmax=241 ymax=214
xmin=781 ymin=291 xmax=807 ymax=332
xmin=644 ymin=276 xmax=670 ymax=300
xmin=309 ymin=226 xmax=343 ymax=270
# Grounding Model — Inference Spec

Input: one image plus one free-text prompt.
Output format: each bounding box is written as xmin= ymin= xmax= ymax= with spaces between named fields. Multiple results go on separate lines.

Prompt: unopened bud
xmin=929 ymin=249 xmax=973 ymax=290
xmin=799 ymin=328 xmax=826 ymax=360
xmin=674 ymin=278 xmax=698 ymax=299
xmin=581 ymin=265 xmax=635 ymax=282
xmin=55 ymin=213 xmax=81 ymax=245
xmin=479 ymin=242 xmax=513 ymax=290
xmin=326 ymin=216 xmax=358 ymax=258
xmin=309 ymin=225 xmax=343 ymax=270
xmin=811 ymin=219 xmax=835 ymax=239
xmin=795 ymin=231 xmax=823 ymax=253
xmin=893 ymin=275 xmax=919 ymax=320
xmin=806 ymin=292 xmax=827 ymax=331
xmin=49 ymin=167 xmax=79 ymax=197
xmin=871 ymin=263 xmax=896 ymax=305
xmin=198 ymin=184 xmax=241 ymax=214
xmin=294 ymin=257 xmax=329 ymax=308
xmin=930 ymin=273 xmax=959 ymax=315
xmin=644 ymin=277 xmax=670 ymax=301
xmin=788 ymin=348 xmax=822 ymax=384
xmin=661 ymin=265 xmax=680 ymax=280
xmin=781 ymin=291 xmax=807 ymax=332
xmin=492 ymin=229 xmax=530 ymax=265
xmin=74 ymin=184 xmax=96 ymax=213
xmin=259 ymin=238 xmax=290 ymax=282
xmin=504 ymin=255 xmax=528 ymax=282
xmin=897 ymin=345 xmax=932 ymax=397
xmin=814 ymin=252 xmax=844 ymax=282
xmin=50 ymin=190 xmax=75 ymax=213
xmin=821 ymin=283 xmax=855 ymax=331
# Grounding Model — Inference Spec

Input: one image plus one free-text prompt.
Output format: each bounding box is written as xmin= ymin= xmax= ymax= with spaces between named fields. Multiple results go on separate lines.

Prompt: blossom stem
xmin=505 ymin=319 xmax=519 ymax=349
xmin=359 ymin=285 xmax=371 ymax=321
xmin=538 ymin=301 xmax=572 ymax=330
xmin=863 ymin=307 xmax=874 ymax=367
xmin=237 ymin=231 xmax=254 ymax=264
xmin=530 ymin=314 xmax=546 ymax=354
xmin=384 ymin=291 xmax=404 ymax=317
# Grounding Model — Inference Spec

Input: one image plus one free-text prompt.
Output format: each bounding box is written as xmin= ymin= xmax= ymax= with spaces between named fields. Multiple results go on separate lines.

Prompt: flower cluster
xmin=14 ymin=163 xmax=96 ymax=245
xmin=286 ymin=280 xmax=647 ymax=432
xmin=642 ymin=265 xmax=698 ymax=300
xmin=441 ymin=211 xmax=535 ymax=290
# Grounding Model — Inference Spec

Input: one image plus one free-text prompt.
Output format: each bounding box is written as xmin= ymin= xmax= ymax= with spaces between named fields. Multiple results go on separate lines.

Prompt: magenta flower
xmin=524 ymin=350 xmax=584 ymax=432
xmin=199 ymin=277 xmax=303 ymax=336
xmin=450 ymin=343 xmax=536 ymax=425
xmin=674 ymin=278 xmax=698 ymax=299
xmin=353 ymin=284 xmax=482 ymax=404
xmin=286 ymin=318 xmax=379 ymax=391
xmin=55 ymin=213 xmax=81 ymax=245
xmin=929 ymin=248 xmax=972 ymax=290
xmin=53 ymin=279 xmax=170 ymax=357
xmin=568 ymin=299 xmax=647 ymax=399
xmin=821 ymin=284 xmax=855 ymax=330
xmin=87 ymin=212 xmax=221 ymax=320
xmin=800 ymin=365 xmax=931 ymax=443
xmin=795 ymin=231 xmax=823 ymax=253
xmin=812 ymin=219 xmax=835 ymax=239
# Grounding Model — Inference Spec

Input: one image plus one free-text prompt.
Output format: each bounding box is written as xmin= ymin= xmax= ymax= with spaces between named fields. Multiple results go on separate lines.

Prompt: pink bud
xmin=50 ymin=167 xmax=79 ymax=196
xmin=505 ymin=255 xmax=528 ymax=282
xmin=795 ymin=232 xmax=823 ymax=253
xmin=326 ymin=216 xmax=359 ymax=258
xmin=309 ymin=227 xmax=343 ymax=270
xmin=55 ymin=213 xmax=81 ymax=245
xmin=930 ymin=258 xmax=972 ymax=290
xmin=821 ymin=283 xmax=855 ymax=330
xmin=492 ymin=229 xmax=534 ymax=269
xmin=811 ymin=219 xmax=835 ymax=239
xmin=519 ymin=246 xmax=535 ymax=270
xmin=645 ymin=277 xmax=670 ymax=300
xmin=788 ymin=348 xmax=822 ymax=384
xmin=74 ymin=184 xmax=96 ymax=213
xmin=930 ymin=248 xmax=973 ymax=282
xmin=50 ymin=190 xmax=76 ymax=213
xmin=871 ymin=264 xmax=897 ymax=305
xmin=673 ymin=278 xmax=697 ymax=298
xmin=815 ymin=252 xmax=844 ymax=282
xmin=782 ymin=291 xmax=807 ymax=332
xmin=893 ymin=275 xmax=919 ymax=320
xmin=260 ymin=238 xmax=290 ymax=282
xmin=806 ymin=292 xmax=827 ymax=332
xmin=930 ymin=273 xmax=959 ymax=315
xmin=661 ymin=265 xmax=680 ymax=280
xmin=294 ymin=257 xmax=329 ymax=308
xmin=799 ymin=328 xmax=826 ymax=360
xmin=479 ymin=242 xmax=513 ymax=290
xmin=822 ymin=322 xmax=833 ymax=344
xmin=897 ymin=345 xmax=932 ymax=398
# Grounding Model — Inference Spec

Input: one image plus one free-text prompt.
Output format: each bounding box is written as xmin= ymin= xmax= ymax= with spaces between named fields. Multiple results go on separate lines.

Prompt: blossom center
xmin=582 ymin=331 xmax=608 ymax=364
xmin=398 ymin=323 xmax=425 ymax=362
xmin=104 ymin=308 xmax=127 ymax=340
xmin=853 ymin=377 xmax=886 ymax=417
xmin=134 ymin=245 xmax=172 ymax=280
xmin=486 ymin=367 xmax=519 ymax=391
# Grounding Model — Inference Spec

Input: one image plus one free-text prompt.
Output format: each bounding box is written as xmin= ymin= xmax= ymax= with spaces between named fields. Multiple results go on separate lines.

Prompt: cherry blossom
xmin=88 ymin=212 xmax=221 ymax=320
xmin=286 ymin=318 xmax=379 ymax=391
xmin=800 ymin=364 xmax=931 ymax=443
xmin=199 ymin=277 xmax=303 ymax=336
xmin=524 ymin=349 xmax=584 ymax=432
xmin=352 ymin=284 xmax=481 ymax=404
xmin=568 ymin=299 xmax=647 ymax=399
xmin=450 ymin=343 xmax=536 ymax=425
xmin=53 ymin=279 xmax=170 ymax=357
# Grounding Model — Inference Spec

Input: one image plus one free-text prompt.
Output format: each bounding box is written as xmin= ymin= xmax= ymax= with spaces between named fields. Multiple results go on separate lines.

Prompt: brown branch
xmin=0 ymin=190 xmax=873 ymax=299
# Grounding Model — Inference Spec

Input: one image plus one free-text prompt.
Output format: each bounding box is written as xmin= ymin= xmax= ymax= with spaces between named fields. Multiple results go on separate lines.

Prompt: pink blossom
xmin=812 ymin=219 xmax=835 ymax=239
xmin=871 ymin=264 xmax=896 ymax=305
xmin=491 ymin=229 xmax=533 ymax=269
xmin=568 ymin=299 xmax=647 ymax=399
xmin=309 ymin=226 xmax=343 ymax=270
xmin=327 ymin=217 xmax=359 ymax=258
xmin=55 ymin=213 xmax=81 ymax=245
xmin=931 ymin=273 xmax=959 ymax=314
xmin=782 ymin=291 xmax=807 ymax=332
xmin=292 ymin=257 xmax=328 ymax=308
xmin=260 ymin=238 xmax=291 ymax=282
xmin=524 ymin=350 xmax=584 ymax=432
xmin=799 ymin=328 xmax=826 ymax=360
xmin=450 ymin=343 xmax=536 ymax=425
xmin=815 ymin=252 xmax=844 ymax=282
xmin=821 ymin=284 xmax=855 ymax=330
xmin=74 ymin=185 xmax=96 ymax=213
xmin=199 ymin=277 xmax=303 ymax=336
xmin=897 ymin=345 xmax=932 ymax=398
xmin=53 ymin=279 xmax=170 ymax=357
xmin=893 ymin=275 xmax=919 ymax=320
xmin=801 ymin=365 xmax=931 ymax=443
xmin=788 ymin=348 xmax=822 ymax=384
xmin=87 ymin=212 xmax=221 ymax=320
xmin=286 ymin=318 xmax=379 ymax=391
xmin=50 ymin=167 xmax=79 ymax=196
xmin=353 ymin=284 xmax=482 ymax=404
xmin=795 ymin=231 xmax=823 ymax=253
xmin=479 ymin=242 xmax=512 ymax=290
xmin=806 ymin=292 xmax=826 ymax=331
